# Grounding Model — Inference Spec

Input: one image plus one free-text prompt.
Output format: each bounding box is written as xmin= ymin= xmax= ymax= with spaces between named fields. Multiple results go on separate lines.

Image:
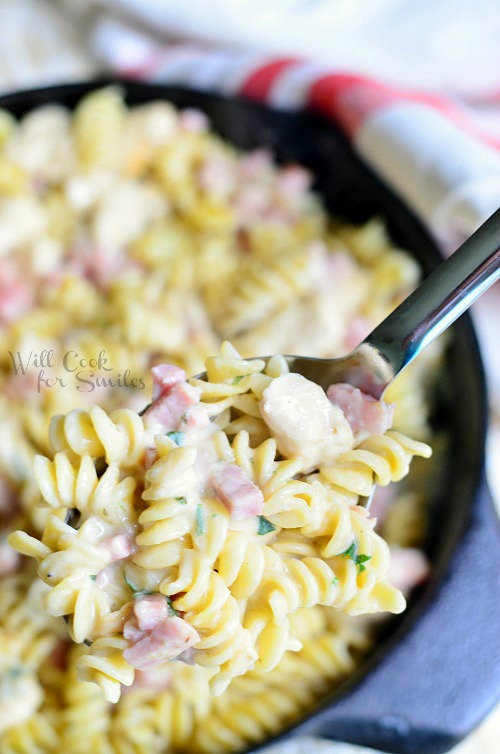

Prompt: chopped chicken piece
xmin=260 ymin=373 xmax=354 ymax=472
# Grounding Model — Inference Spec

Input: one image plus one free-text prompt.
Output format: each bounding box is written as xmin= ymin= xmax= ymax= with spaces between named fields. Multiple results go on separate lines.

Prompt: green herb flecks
xmin=167 ymin=431 xmax=185 ymax=446
xmin=257 ymin=515 xmax=276 ymax=536
xmin=340 ymin=541 xmax=372 ymax=574
xmin=331 ymin=575 xmax=339 ymax=586
xmin=196 ymin=504 xmax=205 ymax=536
xmin=175 ymin=496 xmax=187 ymax=505
xmin=232 ymin=375 xmax=247 ymax=385
xmin=166 ymin=596 xmax=179 ymax=617
xmin=355 ymin=554 xmax=372 ymax=573
xmin=132 ymin=588 xmax=155 ymax=599
xmin=124 ymin=573 xmax=152 ymax=599
xmin=90 ymin=575 xmax=97 ymax=581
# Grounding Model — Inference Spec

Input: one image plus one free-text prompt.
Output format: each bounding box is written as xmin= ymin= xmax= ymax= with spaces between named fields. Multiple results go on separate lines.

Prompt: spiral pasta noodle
xmin=11 ymin=342 xmax=431 ymax=704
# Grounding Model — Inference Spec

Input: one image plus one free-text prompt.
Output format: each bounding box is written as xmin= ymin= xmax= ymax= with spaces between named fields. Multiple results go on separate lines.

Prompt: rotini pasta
xmin=11 ymin=344 xmax=431 ymax=703
xmin=0 ymin=87 xmax=442 ymax=753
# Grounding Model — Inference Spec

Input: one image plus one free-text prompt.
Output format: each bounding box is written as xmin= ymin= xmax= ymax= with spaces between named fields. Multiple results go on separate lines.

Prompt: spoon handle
xmin=365 ymin=207 xmax=500 ymax=378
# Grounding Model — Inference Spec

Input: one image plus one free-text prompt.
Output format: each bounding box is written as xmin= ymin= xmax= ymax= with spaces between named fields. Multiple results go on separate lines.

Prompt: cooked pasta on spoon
xmin=10 ymin=342 xmax=431 ymax=701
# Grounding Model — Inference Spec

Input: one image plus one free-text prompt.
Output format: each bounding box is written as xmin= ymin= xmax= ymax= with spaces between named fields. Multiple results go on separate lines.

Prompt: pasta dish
xmin=0 ymin=87 xmax=439 ymax=754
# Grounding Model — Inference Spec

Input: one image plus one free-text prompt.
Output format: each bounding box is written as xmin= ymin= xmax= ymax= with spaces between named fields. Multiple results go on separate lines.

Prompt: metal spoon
xmin=199 ymin=207 xmax=500 ymax=505
xmin=265 ymin=206 xmax=500 ymax=399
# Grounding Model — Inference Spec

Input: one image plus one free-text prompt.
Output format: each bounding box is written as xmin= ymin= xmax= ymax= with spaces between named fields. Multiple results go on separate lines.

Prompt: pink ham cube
xmin=134 ymin=595 xmax=169 ymax=632
xmin=151 ymin=364 xmax=186 ymax=400
xmin=143 ymin=364 xmax=203 ymax=436
xmin=0 ymin=541 xmax=20 ymax=576
xmin=123 ymin=616 xmax=200 ymax=670
xmin=143 ymin=380 xmax=201 ymax=433
xmin=388 ymin=547 xmax=430 ymax=594
xmin=0 ymin=259 xmax=33 ymax=323
xmin=327 ymin=383 xmax=394 ymax=438
xmin=212 ymin=463 xmax=264 ymax=521
xmin=98 ymin=533 xmax=136 ymax=562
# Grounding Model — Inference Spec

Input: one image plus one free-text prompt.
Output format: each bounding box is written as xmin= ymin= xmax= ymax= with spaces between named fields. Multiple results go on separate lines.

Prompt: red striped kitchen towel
xmin=90 ymin=16 xmax=500 ymax=248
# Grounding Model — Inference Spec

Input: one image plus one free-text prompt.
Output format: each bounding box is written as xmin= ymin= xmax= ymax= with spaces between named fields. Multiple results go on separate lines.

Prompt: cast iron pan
xmin=1 ymin=81 xmax=498 ymax=754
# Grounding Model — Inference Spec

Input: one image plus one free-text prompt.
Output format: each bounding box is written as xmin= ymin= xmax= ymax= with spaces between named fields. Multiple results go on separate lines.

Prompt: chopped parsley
xmin=132 ymin=588 xmax=155 ymax=599
xmin=124 ymin=573 xmax=152 ymax=598
xmin=340 ymin=542 xmax=372 ymax=574
xmin=167 ymin=431 xmax=185 ymax=446
xmin=257 ymin=515 xmax=276 ymax=536
xmin=196 ymin=504 xmax=205 ymax=535
xmin=123 ymin=580 xmax=178 ymax=613
xmin=331 ymin=575 xmax=339 ymax=585
xmin=232 ymin=375 xmax=247 ymax=385
xmin=166 ymin=596 xmax=179 ymax=617
xmin=355 ymin=554 xmax=372 ymax=573
xmin=90 ymin=575 xmax=97 ymax=581
xmin=175 ymin=496 xmax=187 ymax=505
xmin=123 ymin=573 xmax=137 ymax=592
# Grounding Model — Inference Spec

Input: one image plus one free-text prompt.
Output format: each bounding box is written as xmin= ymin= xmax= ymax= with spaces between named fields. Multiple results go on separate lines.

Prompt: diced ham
xmin=95 ymin=569 xmax=110 ymax=589
xmin=151 ymin=364 xmax=186 ymax=400
xmin=212 ymin=463 xmax=264 ymax=521
xmin=179 ymin=109 xmax=209 ymax=133
xmin=344 ymin=316 xmax=372 ymax=351
xmin=0 ymin=281 xmax=33 ymax=322
xmin=134 ymin=594 xmax=169 ymax=632
xmin=143 ymin=446 xmax=159 ymax=470
xmin=198 ymin=155 xmax=235 ymax=199
xmin=3 ymin=370 xmax=39 ymax=400
xmin=123 ymin=616 xmax=200 ymax=670
xmin=326 ymin=383 xmax=394 ymax=439
xmin=0 ymin=259 xmax=33 ymax=322
xmin=126 ymin=666 xmax=174 ymax=692
xmin=308 ymin=245 xmax=358 ymax=294
xmin=260 ymin=373 xmax=354 ymax=472
xmin=184 ymin=404 xmax=210 ymax=432
xmin=388 ymin=547 xmax=430 ymax=594
xmin=143 ymin=364 xmax=211 ymax=447
xmin=98 ymin=533 xmax=136 ymax=563
xmin=239 ymin=149 xmax=272 ymax=179
xmin=143 ymin=380 xmax=201 ymax=435
xmin=233 ymin=184 xmax=269 ymax=225
xmin=123 ymin=617 xmax=147 ymax=644
xmin=0 ymin=540 xmax=20 ymax=576
xmin=48 ymin=639 xmax=69 ymax=670
xmin=277 ymin=165 xmax=311 ymax=196
xmin=369 ymin=484 xmax=395 ymax=523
